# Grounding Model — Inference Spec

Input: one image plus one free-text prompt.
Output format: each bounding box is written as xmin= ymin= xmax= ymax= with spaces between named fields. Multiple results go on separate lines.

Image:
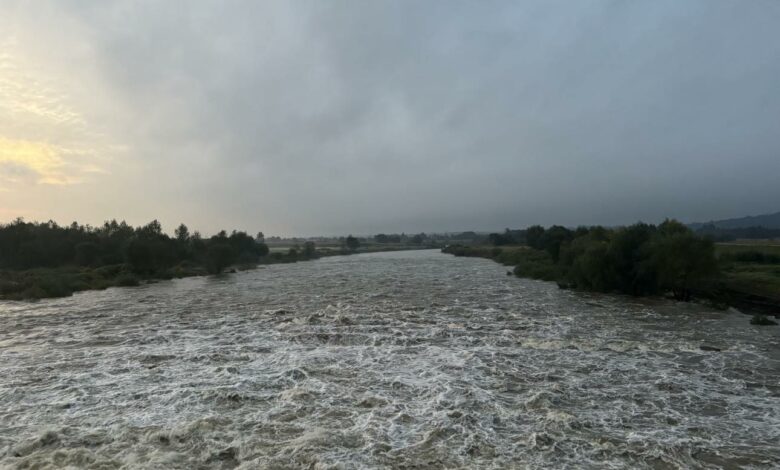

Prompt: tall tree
xmin=345 ymin=235 xmax=360 ymax=251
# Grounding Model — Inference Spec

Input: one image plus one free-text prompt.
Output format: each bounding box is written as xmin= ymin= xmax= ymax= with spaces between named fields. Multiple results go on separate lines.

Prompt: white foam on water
xmin=0 ymin=250 xmax=778 ymax=469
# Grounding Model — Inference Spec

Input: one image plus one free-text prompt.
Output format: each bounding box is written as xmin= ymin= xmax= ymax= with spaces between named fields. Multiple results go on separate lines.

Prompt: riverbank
xmin=0 ymin=246 xmax=428 ymax=301
xmin=441 ymin=244 xmax=780 ymax=318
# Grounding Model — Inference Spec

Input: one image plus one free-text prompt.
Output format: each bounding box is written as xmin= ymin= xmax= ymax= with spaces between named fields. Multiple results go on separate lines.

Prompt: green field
xmin=716 ymin=243 xmax=780 ymax=255
xmin=716 ymin=243 xmax=780 ymax=301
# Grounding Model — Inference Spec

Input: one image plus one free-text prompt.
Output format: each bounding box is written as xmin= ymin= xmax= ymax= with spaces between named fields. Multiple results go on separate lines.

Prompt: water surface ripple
xmin=1 ymin=250 xmax=778 ymax=469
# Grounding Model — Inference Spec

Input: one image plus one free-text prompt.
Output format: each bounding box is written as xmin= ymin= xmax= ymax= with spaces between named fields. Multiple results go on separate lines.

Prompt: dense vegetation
xmin=445 ymin=220 xmax=719 ymax=301
xmin=0 ymin=218 xmax=271 ymax=273
xmin=0 ymin=218 xmax=318 ymax=300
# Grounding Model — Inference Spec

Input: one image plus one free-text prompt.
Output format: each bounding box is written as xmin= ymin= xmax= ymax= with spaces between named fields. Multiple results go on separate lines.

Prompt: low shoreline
xmin=441 ymin=244 xmax=780 ymax=318
xmin=0 ymin=246 xmax=428 ymax=302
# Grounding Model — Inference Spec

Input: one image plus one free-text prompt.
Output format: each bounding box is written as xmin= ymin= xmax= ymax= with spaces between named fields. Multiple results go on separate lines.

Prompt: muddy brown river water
xmin=1 ymin=250 xmax=778 ymax=469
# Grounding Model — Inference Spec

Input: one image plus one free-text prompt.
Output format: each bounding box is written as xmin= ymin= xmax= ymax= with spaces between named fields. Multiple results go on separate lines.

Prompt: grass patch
xmin=716 ymin=243 xmax=780 ymax=301
xmin=716 ymin=243 xmax=780 ymax=257
xmin=720 ymin=267 xmax=780 ymax=300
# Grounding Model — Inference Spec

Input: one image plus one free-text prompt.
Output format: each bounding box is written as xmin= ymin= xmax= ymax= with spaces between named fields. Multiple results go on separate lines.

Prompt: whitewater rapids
xmin=1 ymin=250 xmax=778 ymax=468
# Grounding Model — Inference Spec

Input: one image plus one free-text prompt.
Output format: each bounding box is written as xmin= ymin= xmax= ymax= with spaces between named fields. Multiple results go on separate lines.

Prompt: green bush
xmin=94 ymin=264 xmax=125 ymax=277
xmin=0 ymin=279 xmax=21 ymax=295
xmin=21 ymin=285 xmax=49 ymax=299
xmin=445 ymin=220 xmax=719 ymax=300
xmin=115 ymin=273 xmax=140 ymax=287
xmin=513 ymin=259 xmax=558 ymax=281
xmin=154 ymin=269 xmax=174 ymax=280
xmin=37 ymin=277 xmax=73 ymax=298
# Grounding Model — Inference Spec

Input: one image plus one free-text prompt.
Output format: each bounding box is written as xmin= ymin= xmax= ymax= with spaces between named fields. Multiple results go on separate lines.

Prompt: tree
xmin=599 ymin=223 xmax=655 ymax=295
xmin=125 ymin=238 xmax=155 ymax=273
xmin=256 ymin=241 xmax=269 ymax=257
xmin=488 ymin=232 xmax=512 ymax=246
xmin=645 ymin=220 xmax=718 ymax=300
xmin=541 ymin=225 xmax=573 ymax=261
xmin=206 ymin=243 xmax=235 ymax=274
xmin=526 ymin=225 xmax=545 ymax=250
xmin=175 ymin=223 xmax=190 ymax=242
xmin=138 ymin=220 xmax=163 ymax=237
xmin=560 ymin=235 xmax=615 ymax=291
xmin=302 ymin=241 xmax=316 ymax=258
xmin=74 ymin=242 xmax=100 ymax=266
xmin=345 ymin=235 xmax=360 ymax=251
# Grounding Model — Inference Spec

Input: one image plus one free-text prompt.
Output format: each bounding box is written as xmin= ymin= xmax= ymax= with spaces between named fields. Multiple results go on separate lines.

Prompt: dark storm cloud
xmin=7 ymin=0 xmax=780 ymax=235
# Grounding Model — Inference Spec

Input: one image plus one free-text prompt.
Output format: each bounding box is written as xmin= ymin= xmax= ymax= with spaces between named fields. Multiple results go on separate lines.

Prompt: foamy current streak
xmin=1 ymin=250 xmax=778 ymax=469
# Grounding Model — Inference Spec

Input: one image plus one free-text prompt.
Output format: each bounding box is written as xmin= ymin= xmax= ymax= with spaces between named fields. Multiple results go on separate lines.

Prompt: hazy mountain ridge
xmin=689 ymin=211 xmax=780 ymax=230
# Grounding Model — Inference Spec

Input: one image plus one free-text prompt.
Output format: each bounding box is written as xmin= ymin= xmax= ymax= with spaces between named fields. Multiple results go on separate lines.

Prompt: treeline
xmin=267 ymin=231 xmax=483 ymax=245
xmin=446 ymin=220 xmax=719 ymax=301
xmin=266 ymin=232 xmax=456 ymax=246
xmin=0 ymin=218 xmax=273 ymax=275
xmin=486 ymin=224 xmax=780 ymax=246
xmin=372 ymin=231 xmax=491 ymax=246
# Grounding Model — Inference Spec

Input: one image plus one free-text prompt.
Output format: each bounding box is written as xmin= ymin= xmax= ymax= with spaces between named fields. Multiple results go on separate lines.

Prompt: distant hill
xmin=689 ymin=211 xmax=780 ymax=230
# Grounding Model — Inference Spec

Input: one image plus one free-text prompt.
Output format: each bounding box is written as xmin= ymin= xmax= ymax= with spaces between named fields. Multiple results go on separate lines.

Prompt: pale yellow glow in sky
xmin=0 ymin=137 xmax=73 ymax=185
xmin=0 ymin=21 xmax=126 ymax=226
xmin=0 ymin=37 xmax=109 ymax=193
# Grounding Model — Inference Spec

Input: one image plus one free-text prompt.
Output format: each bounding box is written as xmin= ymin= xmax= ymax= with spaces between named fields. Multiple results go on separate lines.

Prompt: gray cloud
xmin=2 ymin=0 xmax=780 ymax=235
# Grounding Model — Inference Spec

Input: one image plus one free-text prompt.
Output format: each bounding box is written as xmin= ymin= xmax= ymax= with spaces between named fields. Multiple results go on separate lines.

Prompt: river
xmin=1 ymin=250 xmax=778 ymax=469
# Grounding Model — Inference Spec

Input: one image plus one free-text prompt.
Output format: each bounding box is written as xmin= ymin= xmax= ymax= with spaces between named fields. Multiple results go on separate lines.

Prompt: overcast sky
xmin=1 ymin=0 xmax=779 ymax=236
